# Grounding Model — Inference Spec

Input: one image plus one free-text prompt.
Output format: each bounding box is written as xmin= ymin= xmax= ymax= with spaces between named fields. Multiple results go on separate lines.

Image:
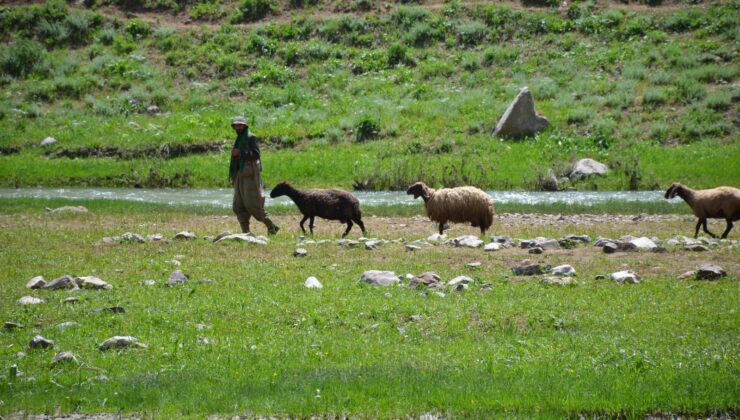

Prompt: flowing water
xmin=0 ymin=187 xmax=676 ymax=208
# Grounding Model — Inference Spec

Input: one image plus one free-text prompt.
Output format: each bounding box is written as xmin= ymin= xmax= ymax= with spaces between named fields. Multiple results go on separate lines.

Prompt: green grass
xmin=0 ymin=1 xmax=738 ymax=190
xmin=0 ymin=206 xmax=737 ymax=417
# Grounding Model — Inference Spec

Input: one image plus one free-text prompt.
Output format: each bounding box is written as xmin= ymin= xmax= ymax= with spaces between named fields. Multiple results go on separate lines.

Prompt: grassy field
xmin=0 ymin=203 xmax=737 ymax=417
xmin=0 ymin=0 xmax=738 ymax=190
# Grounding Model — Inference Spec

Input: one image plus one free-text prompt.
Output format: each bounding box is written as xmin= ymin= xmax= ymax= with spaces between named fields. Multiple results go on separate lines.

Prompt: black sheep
xmin=269 ymin=181 xmax=367 ymax=238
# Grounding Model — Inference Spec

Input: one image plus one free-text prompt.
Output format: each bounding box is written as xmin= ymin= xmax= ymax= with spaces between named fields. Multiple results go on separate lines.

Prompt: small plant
xmin=0 ymin=39 xmax=48 ymax=78
xmin=354 ymin=116 xmax=380 ymax=142
xmin=642 ymin=88 xmax=668 ymax=108
xmin=387 ymin=43 xmax=408 ymax=67
xmin=405 ymin=22 xmax=438 ymax=47
xmin=704 ymin=90 xmax=732 ymax=111
xmin=565 ymin=108 xmax=590 ymax=125
xmin=673 ymin=78 xmax=706 ymax=104
xmin=457 ymin=20 xmax=487 ymax=47
xmin=231 ymin=0 xmax=276 ymax=23
xmin=124 ymin=19 xmax=152 ymax=39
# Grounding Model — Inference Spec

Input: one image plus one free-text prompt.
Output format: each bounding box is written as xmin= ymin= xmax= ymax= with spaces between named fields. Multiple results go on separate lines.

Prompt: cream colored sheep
xmin=406 ymin=181 xmax=494 ymax=235
xmin=664 ymin=182 xmax=740 ymax=239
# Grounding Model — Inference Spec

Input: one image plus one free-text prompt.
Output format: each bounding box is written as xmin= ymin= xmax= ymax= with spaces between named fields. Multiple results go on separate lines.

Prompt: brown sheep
xmin=406 ymin=181 xmax=494 ymax=235
xmin=269 ymin=181 xmax=366 ymax=238
xmin=664 ymin=182 xmax=740 ymax=239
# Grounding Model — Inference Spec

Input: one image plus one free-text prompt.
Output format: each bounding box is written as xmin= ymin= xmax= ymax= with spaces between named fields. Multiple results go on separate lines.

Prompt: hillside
xmin=0 ymin=0 xmax=738 ymax=190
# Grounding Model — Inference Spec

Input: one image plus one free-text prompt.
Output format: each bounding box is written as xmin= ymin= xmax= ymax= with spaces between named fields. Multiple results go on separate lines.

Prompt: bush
xmin=190 ymin=0 xmax=225 ymax=21
xmin=0 ymin=39 xmax=48 ymax=78
xmin=249 ymin=62 xmax=294 ymax=86
xmin=649 ymin=70 xmax=672 ymax=85
xmin=457 ymin=20 xmax=487 ymax=47
xmin=354 ymin=116 xmax=380 ymax=142
xmin=673 ymin=78 xmax=706 ymax=103
xmin=565 ymin=108 xmax=590 ymax=125
xmin=54 ymin=75 xmax=96 ymax=99
xmin=419 ymin=58 xmax=454 ymax=79
xmin=642 ymin=88 xmax=668 ymax=108
xmin=461 ymin=54 xmax=480 ymax=72
xmin=405 ymin=22 xmax=439 ymax=47
xmin=387 ymin=43 xmax=409 ymax=67
xmin=351 ymin=50 xmax=386 ymax=74
xmin=483 ymin=46 xmax=520 ymax=66
xmin=232 ymin=0 xmax=276 ymax=23
xmin=124 ymin=19 xmax=152 ymax=39
xmin=392 ymin=6 xmax=431 ymax=27
xmin=96 ymin=27 xmax=117 ymax=45
xmin=704 ymin=90 xmax=732 ymax=111
xmin=38 ymin=19 xmax=70 ymax=46
xmin=64 ymin=11 xmax=98 ymax=45
xmin=679 ymin=105 xmax=733 ymax=140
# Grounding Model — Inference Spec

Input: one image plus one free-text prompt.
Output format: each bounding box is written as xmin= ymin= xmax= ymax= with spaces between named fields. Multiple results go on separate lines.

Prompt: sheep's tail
xmin=482 ymin=199 xmax=494 ymax=232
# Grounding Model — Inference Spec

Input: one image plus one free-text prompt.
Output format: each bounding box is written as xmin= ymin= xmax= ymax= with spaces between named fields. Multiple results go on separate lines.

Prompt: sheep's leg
xmin=342 ymin=220 xmax=354 ymax=238
xmin=438 ymin=222 xmax=446 ymax=235
xmin=354 ymin=218 xmax=367 ymax=235
xmin=702 ymin=219 xmax=717 ymax=238
xmin=720 ymin=219 xmax=733 ymax=239
xmin=299 ymin=216 xmax=309 ymax=235
xmin=309 ymin=216 xmax=315 ymax=235
xmin=694 ymin=220 xmax=702 ymax=238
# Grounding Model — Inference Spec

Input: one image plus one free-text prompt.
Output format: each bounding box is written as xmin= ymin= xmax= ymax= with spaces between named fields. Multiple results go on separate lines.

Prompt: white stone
xmin=40 ymin=137 xmax=57 ymax=146
xmin=484 ymin=242 xmax=502 ymax=251
xmin=214 ymin=234 xmax=268 ymax=245
xmin=610 ymin=270 xmax=641 ymax=284
xmin=427 ymin=233 xmax=446 ymax=242
xmin=18 ymin=296 xmax=44 ymax=305
xmin=173 ymin=231 xmax=196 ymax=240
xmin=570 ymin=158 xmax=608 ymax=179
xmin=629 ymin=237 xmax=657 ymax=250
xmin=551 ymin=265 xmax=576 ymax=277
xmin=450 ymin=235 xmax=484 ymax=248
xmin=360 ymin=270 xmax=399 ymax=287
xmin=493 ymin=87 xmax=550 ymax=138
xmin=448 ymin=275 xmax=473 ymax=286
xmin=26 ymin=276 xmax=46 ymax=289
xmin=75 ymin=276 xmax=113 ymax=290
xmin=304 ymin=277 xmax=323 ymax=289
xmin=98 ymin=336 xmax=146 ymax=350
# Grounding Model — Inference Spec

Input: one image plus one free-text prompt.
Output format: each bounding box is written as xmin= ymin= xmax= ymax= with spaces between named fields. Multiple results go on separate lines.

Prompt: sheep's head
xmin=406 ymin=182 xmax=431 ymax=200
xmin=664 ymin=182 xmax=683 ymax=200
xmin=269 ymin=181 xmax=291 ymax=198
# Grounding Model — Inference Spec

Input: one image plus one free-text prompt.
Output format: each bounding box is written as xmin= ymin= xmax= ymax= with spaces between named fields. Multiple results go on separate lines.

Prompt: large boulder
xmin=492 ymin=87 xmax=550 ymax=138
xmin=570 ymin=158 xmax=608 ymax=179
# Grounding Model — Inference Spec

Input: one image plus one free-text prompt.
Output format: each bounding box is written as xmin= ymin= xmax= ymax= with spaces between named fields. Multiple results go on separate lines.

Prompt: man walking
xmin=229 ymin=116 xmax=279 ymax=235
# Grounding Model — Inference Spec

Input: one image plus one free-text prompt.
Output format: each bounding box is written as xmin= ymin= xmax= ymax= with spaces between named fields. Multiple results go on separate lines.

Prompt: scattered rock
xmin=365 ymin=240 xmax=382 ymax=250
xmin=512 ymin=264 xmax=546 ymax=276
xmin=629 ymin=237 xmax=657 ymax=250
xmin=678 ymin=270 xmax=697 ymax=280
xmin=490 ymin=235 xmax=514 ymax=246
xmin=304 ymin=276 xmax=323 ymax=289
xmin=26 ymin=276 xmax=46 ymax=289
xmin=537 ymin=239 xmax=560 ymax=250
xmin=652 ymin=247 xmax=668 ymax=253
xmin=666 ymin=239 xmax=680 ymax=247
xmin=406 ymin=244 xmax=421 ymax=251
xmin=214 ymin=233 xmax=268 ymax=245
xmin=18 ymin=296 xmax=44 ymax=305
xmin=450 ymin=235 xmax=484 ymax=248
xmin=610 ymin=270 xmax=641 ymax=284
xmin=338 ymin=239 xmax=360 ymax=248
xmin=40 ymin=136 xmax=57 ymax=146
xmin=695 ymin=264 xmax=726 ymax=280
xmin=685 ymin=244 xmax=709 ymax=252
xmin=492 ymin=87 xmax=550 ymax=138
xmin=147 ymin=234 xmax=164 ymax=241
xmin=570 ymin=158 xmax=608 ymax=179
xmin=551 ymin=264 xmax=576 ymax=277
xmin=466 ymin=262 xmax=482 ymax=268
xmin=480 ymin=283 xmax=494 ymax=291
xmin=62 ymin=297 xmax=79 ymax=304
xmin=51 ymin=351 xmax=78 ymax=366
xmin=56 ymin=321 xmax=80 ymax=330
xmin=141 ymin=279 xmax=157 ymax=286
xmin=453 ymin=283 xmax=468 ymax=292
xmin=75 ymin=276 xmax=113 ymax=290
xmin=602 ymin=242 xmax=619 ymax=254
xmin=212 ymin=231 xmax=233 ymax=242
xmin=103 ymin=306 xmax=125 ymax=314
xmin=427 ymin=233 xmax=446 ymax=242
xmin=46 ymin=206 xmax=88 ymax=214
xmin=98 ymin=336 xmax=146 ymax=350
xmin=294 ymin=248 xmax=308 ymax=257
xmin=519 ymin=239 xmax=535 ymax=249
xmin=173 ymin=231 xmax=196 ymax=240
xmin=564 ymin=234 xmax=591 ymax=243
xmin=360 ymin=270 xmax=399 ymax=287
xmin=29 ymin=335 xmax=54 ymax=349
xmin=540 ymin=276 xmax=574 ymax=286
xmin=4 ymin=321 xmax=22 ymax=330
xmin=146 ymin=105 xmax=160 ymax=114
xmin=120 ymin=232 xmax=145 ymax=243
xmin=409 ymin=272 xmax=442 ymax=289
xmin=484 ymin=242 xmax=503 ymax=252
xmin=528 ymin=247 xmax=544 ymax=254
xmin=166 ymin=270 xmax=188 ymax=287
xmin=43 ymin=275 xmax=78 ymax=290
xmin=448 ymin=275 xmax=473 ymax=286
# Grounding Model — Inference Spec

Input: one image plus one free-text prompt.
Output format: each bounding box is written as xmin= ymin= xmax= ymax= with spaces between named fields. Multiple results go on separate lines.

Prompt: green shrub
xmin=483 ymin=46 xmax=520 ymax=66
xmin=621 ymin=14 xmax=654 ymax=39
xmin=25 ymin=80 xmax=56 ymax=101
xmin=599 ymin=9 xmax=624 ymax=28
xmin=387 ymin=43 xmax=409 ymax=67
xmin=690 ymin=64 xmax=736 ymax=84
xmin=96 ymin=27 xmax=117 ymax=45
xmin=457 ymin=20 xmax=487 ymax=47
xmin=704 ymin=90 xmax=732 ymax=111
xmin=673 ymin=78 xmax=706 ymax=103
xmin=649 ymin=121 xmax=669 ymax=143
xmin=0 ymin=39 xmax=48 ymax=78
xmin=622 ymin=63 xmax=646 ymax=81
xmin=392 ymin=5 xmax=431 ymax=27
xmin=642 ymin=88 xmax=668 ymax=108
xmin=190 ymin=0 xmax=225 ymax=21
xmin=606 ymin=89 xmax=634 ymax=110
xmin=461 ymin=54 xmax=480 ymax=72
xmin=351 ymin=50 xmax=386 ymax=74
xmin=54 ymin=75 xmax=96 ymax=99
xmin=419 ymin=58 xmax=454 ymax=79
xmin=404 ymin=22 xmax=439 ymax=47
xmin=124 ymin=19 xmax=152 ymax=39
xmin=649 ymin=70 xmax=672 ymax=85
xmin=354 ymin=116 xmax=380 ymax=142
xmin=566 ymin=108 xmax=590 ymax=125
xmin=250 ymin=62 xmax=294 ymax=86
xmin=232 ymin=0 xmax=276 ymax=23
xmin=663 ymin=8 xmax=705 ymax=32
xmin=679 ymin=105 xmax=733 ymax=140
xmin=38 ymin=19 xmax=70 ymax=46
xmin=245 ymin=32 xmax=277 ymax=56
xmin=531 ymin=78 xmax=558 ymax=100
